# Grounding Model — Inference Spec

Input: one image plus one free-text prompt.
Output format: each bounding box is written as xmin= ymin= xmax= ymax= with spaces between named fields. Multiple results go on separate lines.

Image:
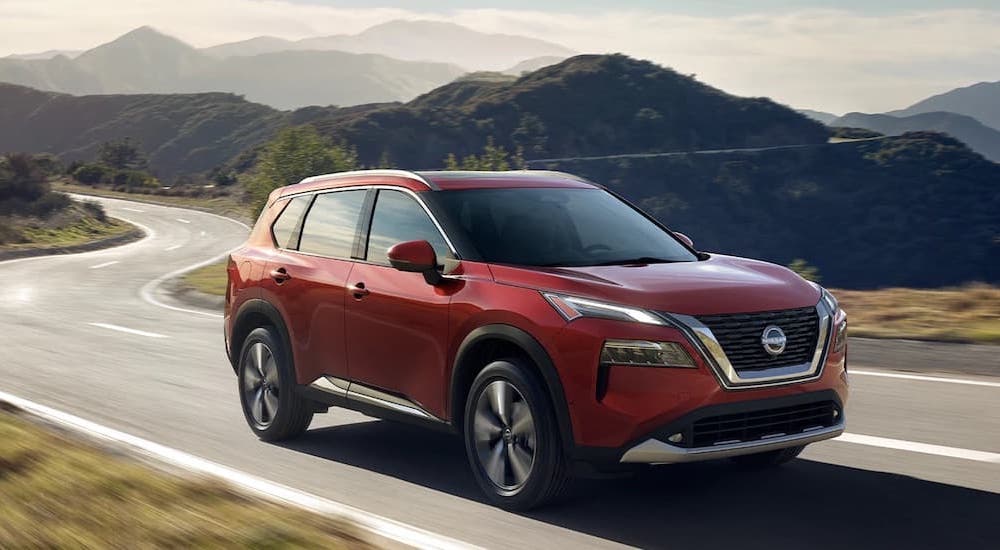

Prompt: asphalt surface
xmin=2 ymin=196 xmax=998 ymax=549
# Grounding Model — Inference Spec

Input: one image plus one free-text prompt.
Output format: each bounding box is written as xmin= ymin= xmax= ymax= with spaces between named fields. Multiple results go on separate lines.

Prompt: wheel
xmin=729 ymin=445 xmax=805 ymax=468
xmin=463 ymin=359 xmax=569 ymax=510
xmin=238 ymin=327 xmax=313 ymax=441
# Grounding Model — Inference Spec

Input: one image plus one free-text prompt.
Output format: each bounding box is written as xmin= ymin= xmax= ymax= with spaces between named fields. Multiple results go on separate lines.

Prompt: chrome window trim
xmin=663 ymin=299 xmax=834 ymax=390
xmin=277 ymin=185 xmax=459 ymax=261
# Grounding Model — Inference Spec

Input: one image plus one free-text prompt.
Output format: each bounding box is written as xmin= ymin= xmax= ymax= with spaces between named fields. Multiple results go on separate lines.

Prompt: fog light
xmin=667 ymin=433 xmax=684 ymax=443
xmin=600 ymin=340 xmax=696 ymax=368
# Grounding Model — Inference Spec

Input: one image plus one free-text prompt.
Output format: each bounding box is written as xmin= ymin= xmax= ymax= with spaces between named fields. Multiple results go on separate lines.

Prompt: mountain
xmin=833 ymin=111 xmax=1000 ymax=162
xmin=0 ymin=83 xmax=284 ymax=178
xmin=798 ymin=109 xmax=839 ymax=125
xmin=201 ymin=36 xmax=296 ymax=59
xmin=5 ymin=50 xmax=82 ymax=60
xmin=503 ymin=56 xmax=568 ymax=75
xmin=203 ymin=20 xmax=575 ymax=71
xmin=0 ymin=27 xmax=465 ymax=109
xmin=305 ymin=54 xmax=831 ymax=168
xmin=892 ymin=81 xmax=1000 ymax=131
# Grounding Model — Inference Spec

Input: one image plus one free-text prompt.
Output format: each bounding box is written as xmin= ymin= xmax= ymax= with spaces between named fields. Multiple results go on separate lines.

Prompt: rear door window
xmin=298 ymin=190 xmax=367 ymax=258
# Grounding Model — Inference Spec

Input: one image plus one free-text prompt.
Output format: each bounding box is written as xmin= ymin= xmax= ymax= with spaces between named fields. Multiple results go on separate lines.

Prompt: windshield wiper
xmin=592 ymin=257 xmax=679 ymax=266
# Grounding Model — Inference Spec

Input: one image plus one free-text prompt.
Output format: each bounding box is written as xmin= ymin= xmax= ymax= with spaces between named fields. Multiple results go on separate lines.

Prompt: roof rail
xmin=298 ymin=169 xmax=437 ymax=190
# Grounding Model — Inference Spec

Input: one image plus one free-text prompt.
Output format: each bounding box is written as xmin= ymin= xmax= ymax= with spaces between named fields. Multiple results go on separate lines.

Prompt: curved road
xmin=2 ymin=196 xmax=998 ymax=548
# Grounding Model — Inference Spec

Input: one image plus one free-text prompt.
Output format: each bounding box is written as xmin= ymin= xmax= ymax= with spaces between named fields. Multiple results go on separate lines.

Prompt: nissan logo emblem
xmin=761 ymin=325 xmax=787 ymax=356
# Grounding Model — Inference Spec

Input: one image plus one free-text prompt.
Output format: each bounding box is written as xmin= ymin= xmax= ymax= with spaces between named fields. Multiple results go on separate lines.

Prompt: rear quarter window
xmin=270 ymin=196 xmax=312 ymax=249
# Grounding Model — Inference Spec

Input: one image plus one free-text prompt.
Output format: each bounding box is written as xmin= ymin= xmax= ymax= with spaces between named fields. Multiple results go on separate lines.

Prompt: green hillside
xmin=307 ymin=54 xmax=831 ymax=168
xmin=546 ymin=132 xmax=999 ymax=288
xmin=0 ymin=84 xmax=284 ymax=179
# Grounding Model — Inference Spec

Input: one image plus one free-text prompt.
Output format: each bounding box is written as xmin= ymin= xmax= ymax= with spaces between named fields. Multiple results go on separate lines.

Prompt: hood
xmin=488 ymin=254 xmax=821 ymax=316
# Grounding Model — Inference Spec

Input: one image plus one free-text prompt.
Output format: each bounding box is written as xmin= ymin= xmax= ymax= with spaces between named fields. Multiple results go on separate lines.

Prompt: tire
xmin=237 ymin=327 xmax=313 ymax=441
xmin=463 ymin=359 xmax=570 ymax=511
xmin=729 ymin=445 xmax=805 ymax=468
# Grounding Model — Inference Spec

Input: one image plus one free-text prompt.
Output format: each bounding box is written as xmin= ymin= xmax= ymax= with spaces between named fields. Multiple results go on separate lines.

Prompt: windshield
xmin=432 ymin=187 xmax=698 ymax=267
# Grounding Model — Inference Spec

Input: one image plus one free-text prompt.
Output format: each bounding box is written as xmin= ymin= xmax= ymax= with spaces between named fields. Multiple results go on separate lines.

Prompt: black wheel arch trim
xmin=451 ymin=324 xmax=575 ymax=451
xmin=228 ymin=298 xmax=294 ymax=374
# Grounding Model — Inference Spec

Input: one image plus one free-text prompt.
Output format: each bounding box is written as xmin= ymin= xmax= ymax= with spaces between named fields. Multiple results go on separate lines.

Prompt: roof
xmin=280 ymin=169 xmax=598 ymax=197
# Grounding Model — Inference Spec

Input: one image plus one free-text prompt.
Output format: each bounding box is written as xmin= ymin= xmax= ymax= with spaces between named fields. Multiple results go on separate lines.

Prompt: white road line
xmin=0 ymin=391 xmax=475 ymax=550
xmin=837 ymin=433 xmax=1000 ymax=464
xmin=88 ymin=322 xmax=168 ymax=339
xmin=165 ymin=244 xmax=183 ymax=252
xmin=140 ymin=254 xmax=229 ymax=319
xmin=89 ymin=260 xmax=119 ymax=270
xmin=851 ymin=369 xmax=1000 ymax=388
xmin=122 ymin=207 xmax=145 ymax=213
xmin=176 ymin=218 xmax=191 ymax=224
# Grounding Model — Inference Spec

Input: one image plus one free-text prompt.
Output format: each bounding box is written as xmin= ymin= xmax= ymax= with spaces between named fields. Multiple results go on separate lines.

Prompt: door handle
xmin=270 ymin=267 xmax=291 ymax=284
xmin=349 ymin=282 xmax=370 ymax=299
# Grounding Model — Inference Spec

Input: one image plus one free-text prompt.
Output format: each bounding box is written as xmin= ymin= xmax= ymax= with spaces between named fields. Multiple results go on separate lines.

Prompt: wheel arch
xmin=450 ymin=324 xmax=575 ymax=451
xmin=229 ymin=298 xmax=294 ymax=374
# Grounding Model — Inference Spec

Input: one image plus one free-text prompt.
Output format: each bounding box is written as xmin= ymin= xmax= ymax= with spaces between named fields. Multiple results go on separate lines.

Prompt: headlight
xmin=542 ymin=292 xmax=666 ymax=325
xmin=601 ymin=339 xmax=696 ymax=368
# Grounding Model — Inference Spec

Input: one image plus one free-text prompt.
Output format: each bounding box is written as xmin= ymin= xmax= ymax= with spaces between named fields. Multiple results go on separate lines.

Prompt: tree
xmin=444 ymin=138 xmax=526 ymax=171
xmin=789 ymin=259 xmax=822 ymax=283
xmin=98 ymin=138 xmax=148 ymax=171
xmin=247 ymin=126 xmax=358 ymax=214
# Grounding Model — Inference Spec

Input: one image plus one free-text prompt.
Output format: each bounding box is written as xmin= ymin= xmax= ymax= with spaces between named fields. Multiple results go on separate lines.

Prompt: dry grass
xmin=0 ymin=202 xmax=135 ymax=251
xmin=53 ymin=181 xmax=253 ymax=224
xmin=833 ymin=284 xmax=1000 ymax=344
xmin=0 ymin=410 xmax=376 ymax=548
xmin=182 ymin=260 xmax=229 ymax=296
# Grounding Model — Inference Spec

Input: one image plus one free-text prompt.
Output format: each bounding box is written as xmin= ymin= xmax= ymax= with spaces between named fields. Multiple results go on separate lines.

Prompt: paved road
xmin=2 ymin=196 xmax=998 ymax=549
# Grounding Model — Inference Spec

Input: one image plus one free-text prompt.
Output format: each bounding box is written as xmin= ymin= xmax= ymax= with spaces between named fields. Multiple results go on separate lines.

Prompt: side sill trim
xmin=309 ymin=376 xmax=439 ymax=422
xmin=619 ymin=420 xmax=845 ymax=464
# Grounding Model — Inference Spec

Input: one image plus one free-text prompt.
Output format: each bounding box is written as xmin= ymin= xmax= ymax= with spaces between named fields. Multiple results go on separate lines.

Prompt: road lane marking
xmin=176 ymin=218 xmax=191 ymax=224
xmin=89 ymin=260 xmax=119 ymax=270
xmin=851 ymin=369 xmax=1000 ymax=388
xmin=165 ymin=244 xmax=183 ymax=251
xmin=0 ymin=391 xmax=475 ymax=550
xmin=122 ymin=207 xmax=145 ymax=212
xmin=88 ymin=322 xmax=168 ymax=339
xmin=837 ymin=433 xmax=1000 ymax=464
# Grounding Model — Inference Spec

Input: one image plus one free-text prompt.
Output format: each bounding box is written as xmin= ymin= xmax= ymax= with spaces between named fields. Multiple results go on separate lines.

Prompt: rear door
xmin=344 ymin=188 xmax=456 ymax=417
xmin=262 ymin=188 xmax=368 ymax=385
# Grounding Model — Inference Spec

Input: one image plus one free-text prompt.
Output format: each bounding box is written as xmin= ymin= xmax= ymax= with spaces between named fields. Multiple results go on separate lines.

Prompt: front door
xmin=345 ymin=188 xmax=455 ymax=418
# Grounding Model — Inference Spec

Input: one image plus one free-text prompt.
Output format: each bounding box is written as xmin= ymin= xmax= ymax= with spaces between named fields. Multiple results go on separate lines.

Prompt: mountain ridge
xmin=0 ymin=26 xmax=466 ymax=109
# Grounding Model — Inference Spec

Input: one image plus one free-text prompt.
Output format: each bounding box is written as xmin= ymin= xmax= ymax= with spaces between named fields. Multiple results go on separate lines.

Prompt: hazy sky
xmin=1 ymin=0 xmax=997 ymax=114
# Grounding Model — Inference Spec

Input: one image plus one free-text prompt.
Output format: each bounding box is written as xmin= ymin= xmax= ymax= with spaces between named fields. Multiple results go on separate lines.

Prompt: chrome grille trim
xmin=663 ymin=299 xmax=833 ymax=389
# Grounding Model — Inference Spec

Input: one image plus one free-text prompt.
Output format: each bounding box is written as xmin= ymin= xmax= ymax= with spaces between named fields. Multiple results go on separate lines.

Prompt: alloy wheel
xmin=473 ymin=380 xmax=537 ymax=491
xmin=242 ymin=342 xmax=281 ymax=427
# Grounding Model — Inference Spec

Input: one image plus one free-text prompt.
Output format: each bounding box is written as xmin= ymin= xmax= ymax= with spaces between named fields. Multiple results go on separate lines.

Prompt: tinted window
xmin=366 ymin=190 xmax=450 ymax=266
xmin=433 ymin=188 xmax=697 ymax=267
xmin=270 ymin=196 xmax=311 ymax=249
xmin=298 ymin=190 xmax=366 ymax=258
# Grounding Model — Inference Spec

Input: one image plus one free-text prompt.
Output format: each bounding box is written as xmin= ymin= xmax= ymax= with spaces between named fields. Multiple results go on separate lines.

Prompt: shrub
xmin=72 ymin=163 xmax=109 ymax=185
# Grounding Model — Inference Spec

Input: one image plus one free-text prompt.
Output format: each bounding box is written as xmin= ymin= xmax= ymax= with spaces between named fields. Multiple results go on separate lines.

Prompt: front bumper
xmin=569 ymin=389 xmax=846 ymax=465
xmin=620 ymin=420 xmax=844 ymax=464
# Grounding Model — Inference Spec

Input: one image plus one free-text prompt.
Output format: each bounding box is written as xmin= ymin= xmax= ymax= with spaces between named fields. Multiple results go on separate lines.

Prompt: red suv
xmin=225 ymin=170 xmax=848 ymax=510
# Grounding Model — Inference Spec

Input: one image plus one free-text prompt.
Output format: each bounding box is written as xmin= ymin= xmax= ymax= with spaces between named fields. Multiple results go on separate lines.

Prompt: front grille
xmin=697 ymin=307 xmax=819 ymax=371
xmin=689 ymin=400 xmax=838 ymax=448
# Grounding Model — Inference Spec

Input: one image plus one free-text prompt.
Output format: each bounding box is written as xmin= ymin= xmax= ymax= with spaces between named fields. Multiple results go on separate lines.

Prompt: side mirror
xmin=387 ymin=240 xmax=442 ymax=285
xmin=673 ymin=231 xmax=694 ymax=249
